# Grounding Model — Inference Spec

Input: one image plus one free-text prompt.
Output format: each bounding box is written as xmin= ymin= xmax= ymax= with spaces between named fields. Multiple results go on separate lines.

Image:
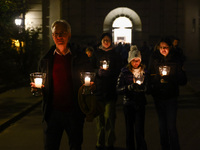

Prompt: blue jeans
xmin=154 ymin=97 xmax=180 ymax=150
xmin=43 ymin=110 xmax=84 ymax=150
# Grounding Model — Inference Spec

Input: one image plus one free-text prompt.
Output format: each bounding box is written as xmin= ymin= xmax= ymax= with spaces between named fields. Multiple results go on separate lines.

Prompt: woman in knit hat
xmin=116 ymin=45 xmax=147 ymax=150
xmin=90 ymin=32 xmax=123 ymax=150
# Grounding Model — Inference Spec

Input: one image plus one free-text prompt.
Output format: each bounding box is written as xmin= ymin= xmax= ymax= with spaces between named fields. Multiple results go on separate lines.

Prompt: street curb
xmin=0 ymin=99 xmax=42 ymax=133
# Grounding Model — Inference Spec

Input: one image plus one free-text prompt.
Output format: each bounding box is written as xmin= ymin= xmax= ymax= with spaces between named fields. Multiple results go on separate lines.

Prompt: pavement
xmin=0 ymin=86 xmax=42 ymax=132
xmin=0 ymin=60 xmax=200 ymax=149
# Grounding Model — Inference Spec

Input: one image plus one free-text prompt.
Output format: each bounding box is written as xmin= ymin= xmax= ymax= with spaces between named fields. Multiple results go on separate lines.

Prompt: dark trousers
xmin=123 ymin=104 xmax=147 ymax=150
xmin=154 ymin=97 xmax=180 ymax=150
xmin=43 ymin=110 xmax=84 ymax=150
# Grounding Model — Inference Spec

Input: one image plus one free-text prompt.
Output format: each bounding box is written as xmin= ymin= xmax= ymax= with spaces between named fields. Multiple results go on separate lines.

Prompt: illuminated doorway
xmin=112 ymin=16 xmax=132 ymax=45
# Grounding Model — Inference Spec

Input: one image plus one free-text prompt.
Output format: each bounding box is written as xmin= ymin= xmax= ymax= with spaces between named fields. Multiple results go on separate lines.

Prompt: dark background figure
xmin=116 ymin=45 xmax=147 ymax=150
xmin=36 ymin=20 xmax=85 ymax=150
xmin=172 ymin=37 xmax=186 ymax=66
xmin=147 ymin=37 xmax=187 ymax=150
xmin=140 ymin=41 xmax=151 ymax=67
xmin=91 ymin=32 xmax=123 ymax=150
xmin=85 ymin=46 xmax=94 ymax=58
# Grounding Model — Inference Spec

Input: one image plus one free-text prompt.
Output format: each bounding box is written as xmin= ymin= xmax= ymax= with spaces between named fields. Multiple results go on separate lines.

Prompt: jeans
xmin=43 ymin=110 xmax=84 ymax=150
xmin=124 ymin=104 xmax=147 ymax=150
xmin=154 ymin=97 xmax=180 ymax=150
xmin=96 ymin=100 xmax=116 ymax=148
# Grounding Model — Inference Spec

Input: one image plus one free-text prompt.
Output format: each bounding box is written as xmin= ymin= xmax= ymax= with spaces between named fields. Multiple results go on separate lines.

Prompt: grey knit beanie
xmin=127 ymin=45 xmax=142 ymax=63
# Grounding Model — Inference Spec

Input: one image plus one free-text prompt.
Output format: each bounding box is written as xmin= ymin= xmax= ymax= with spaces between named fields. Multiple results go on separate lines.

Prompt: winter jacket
xmin=39 ymin=44 xmax=87 ymax=121
xmin=91 ymin=47 xmax=122 ymax=101
xmin=147 ymin=50 xmax=187 ymax=100
xmin=116 ymin=66 xmax=147 ymax=106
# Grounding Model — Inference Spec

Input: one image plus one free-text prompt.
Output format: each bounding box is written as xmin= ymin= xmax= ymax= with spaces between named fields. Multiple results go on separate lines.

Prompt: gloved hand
xmin=98 ymin=68 xmax=110 ymax=77
xmin=128 ymin=83 xmax=145 ymax=92
xmin=160 ymin=75 xmax=169 ymax=83
xmin=127 ymin=83 xmax=138 ymax=91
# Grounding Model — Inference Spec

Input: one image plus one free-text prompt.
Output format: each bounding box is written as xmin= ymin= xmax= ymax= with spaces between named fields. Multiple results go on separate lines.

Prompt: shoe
xmin=96 ymin=146 xmax=104 ymax=150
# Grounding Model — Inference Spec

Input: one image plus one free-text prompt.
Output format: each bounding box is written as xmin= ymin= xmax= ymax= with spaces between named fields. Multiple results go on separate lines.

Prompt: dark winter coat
xmin=91 ymin=47 xmax=122 ymax=101
xmin=116 ymin=66 xmax=147 ymax=106
xmin=147 ymin=50 xmax=187 ymax=100
xmin=39 ymin=44 xmax=87 ymax=121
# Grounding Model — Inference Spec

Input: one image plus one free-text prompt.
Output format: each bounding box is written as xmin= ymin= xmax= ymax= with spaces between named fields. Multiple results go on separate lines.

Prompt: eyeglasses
xmin=52 ymin=32 xmax=68 ymax=37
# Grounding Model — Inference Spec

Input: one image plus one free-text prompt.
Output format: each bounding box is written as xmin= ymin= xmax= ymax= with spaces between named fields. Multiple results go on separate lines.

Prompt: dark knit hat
xmin=100 ymin=32 xmax=112 ymax=42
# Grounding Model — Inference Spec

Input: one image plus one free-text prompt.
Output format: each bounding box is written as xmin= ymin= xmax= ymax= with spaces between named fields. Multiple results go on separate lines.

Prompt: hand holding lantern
xmin=80 ymin=72 xmax=96 ymax=95
xmin=132 ymin=73 xmax=145 ymax=92
xmin=159 ymin=66 xmax=170 ymax=83
xmin=100 ymin=60 xmax=110 ymax=70
xmin=159 ymin=66 xmax=170 ymax=76
xmin=133 ymin=73 xmax=144 ymax=85
xmin=30 ymin=72 xmax=46 ymax=96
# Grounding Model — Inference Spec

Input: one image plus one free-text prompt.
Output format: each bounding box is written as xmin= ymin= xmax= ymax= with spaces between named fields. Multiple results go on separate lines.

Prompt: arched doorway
xmin=112 ymin=16 xmax=132 ymax=44
xmin=103 ymin=7 xmax=142 ymax=45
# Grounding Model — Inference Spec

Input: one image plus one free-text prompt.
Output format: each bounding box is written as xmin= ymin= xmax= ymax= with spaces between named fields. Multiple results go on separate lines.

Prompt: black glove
xmin=98 ymin=68 xmax=110 ymax=77
xmin=160 ymin=75 xmax=169 ymax=83
xmin=128 ymin=83 xmax=145 ymax=92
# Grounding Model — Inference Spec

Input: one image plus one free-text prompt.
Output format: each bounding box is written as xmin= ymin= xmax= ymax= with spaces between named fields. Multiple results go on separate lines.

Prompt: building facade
xmin=26 ymin=0 xmax=200 ymax=61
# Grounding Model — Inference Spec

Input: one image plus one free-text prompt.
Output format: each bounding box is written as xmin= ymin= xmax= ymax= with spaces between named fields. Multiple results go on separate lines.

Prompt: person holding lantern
xmin=147 ymin=37 xmax=187 ymax=150
xmin=90 ymin=32 xmax=122 ymax=150
xmin=116 ymin=45 xmax=148 ymax=150
xmin=31 ymin=20 xmax=86 ymax=150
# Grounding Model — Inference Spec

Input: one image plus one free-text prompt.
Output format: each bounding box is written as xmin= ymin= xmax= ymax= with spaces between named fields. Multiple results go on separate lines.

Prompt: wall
xmin=36 ymin=0 xmax=200 ymax=60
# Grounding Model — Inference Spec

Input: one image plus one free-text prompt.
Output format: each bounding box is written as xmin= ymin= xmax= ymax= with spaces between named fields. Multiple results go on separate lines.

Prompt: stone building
xmin=25 ymin=0 xmax=200 ymax=60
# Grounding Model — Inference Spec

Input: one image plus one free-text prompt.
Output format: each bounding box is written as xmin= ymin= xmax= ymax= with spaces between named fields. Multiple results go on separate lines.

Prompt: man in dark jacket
xmin=37 ymin=20 xmax=85 ymax=150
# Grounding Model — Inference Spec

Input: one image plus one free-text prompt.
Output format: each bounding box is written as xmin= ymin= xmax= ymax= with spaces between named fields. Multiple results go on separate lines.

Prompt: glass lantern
xmin=100 ymin=60 xmax=110 ymax=70
xmin=80 ymin=72 xmax=96 ymax=95
xmin=133 ymin=73 xmax=144 ymax=85
xmin=159 ymin=66 xmax=170 ymax=76
xmin=30 ymin=72 xmax=46 ymax=96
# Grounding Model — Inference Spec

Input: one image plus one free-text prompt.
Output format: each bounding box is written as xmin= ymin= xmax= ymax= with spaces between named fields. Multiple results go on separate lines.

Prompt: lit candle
xmin=102 ymin=60 xmax=108 ymax=70
xmin=103 ymin=64 xmax=107 ymax=69
xmin=136 ymin=80 xmax=142 ymax=85
xmin=84 ymin=76 xmax=91 ymax=86
xmin=34 ymin=78 xmax=43 ymax=88
xmin=162 ymin=70 xmax=167 ymax=76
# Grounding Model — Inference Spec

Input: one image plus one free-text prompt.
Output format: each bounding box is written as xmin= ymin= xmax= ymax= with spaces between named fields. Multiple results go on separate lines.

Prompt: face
xmin=52 ymin=23 xmax=71 ymax=48
xmin=159 ymin=42 xmax=170 ymax=57
xmin=131 ymin=58 xmax=141 ymax=69
xmin=173 ymin=39 xmax=178 ymax=47
xmin=86 ymin=51 xmax=93 ymax=57
xmin=101 ymin=36 xmax=111 ymax=49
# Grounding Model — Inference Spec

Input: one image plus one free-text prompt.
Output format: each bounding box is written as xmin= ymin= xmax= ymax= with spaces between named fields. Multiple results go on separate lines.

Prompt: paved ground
xmin=0 ymin=60 xmax=199 ymax=150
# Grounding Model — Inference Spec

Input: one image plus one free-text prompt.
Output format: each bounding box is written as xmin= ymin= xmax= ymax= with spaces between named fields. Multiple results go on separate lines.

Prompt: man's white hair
xmin=51 ymin=20 xmax=71 ymax=33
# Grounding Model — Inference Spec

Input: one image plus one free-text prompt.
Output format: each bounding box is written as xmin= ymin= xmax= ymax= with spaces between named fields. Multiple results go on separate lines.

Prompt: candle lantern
xmin=134 ymin=73 xmax=144 ymax=85
xmin=80 ymin=72 xmax=96 ymax=95
xmin=133 ymin=73 xmax=145 ymax=92
xmin=100 ymin=60 xmax=110 ymax=70
xmin=159 ymin=66 xmax=170 ymax=83
xmin=30 ymin=72 xmax=46 ymax=96
xmin=159 ymin=66 xmax=170 ymax=76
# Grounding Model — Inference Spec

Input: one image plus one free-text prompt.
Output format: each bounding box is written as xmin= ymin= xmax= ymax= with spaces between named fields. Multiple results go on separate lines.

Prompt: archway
xmin=103 ymin=7 xmax=142 ymax=45
xmin=112 ymin=16 xmax=132 ymax=44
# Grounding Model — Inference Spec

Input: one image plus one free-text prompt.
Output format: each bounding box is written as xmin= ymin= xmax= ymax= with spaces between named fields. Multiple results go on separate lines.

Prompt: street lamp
xmin=15 ymin=18 xmax=22 ymax=26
